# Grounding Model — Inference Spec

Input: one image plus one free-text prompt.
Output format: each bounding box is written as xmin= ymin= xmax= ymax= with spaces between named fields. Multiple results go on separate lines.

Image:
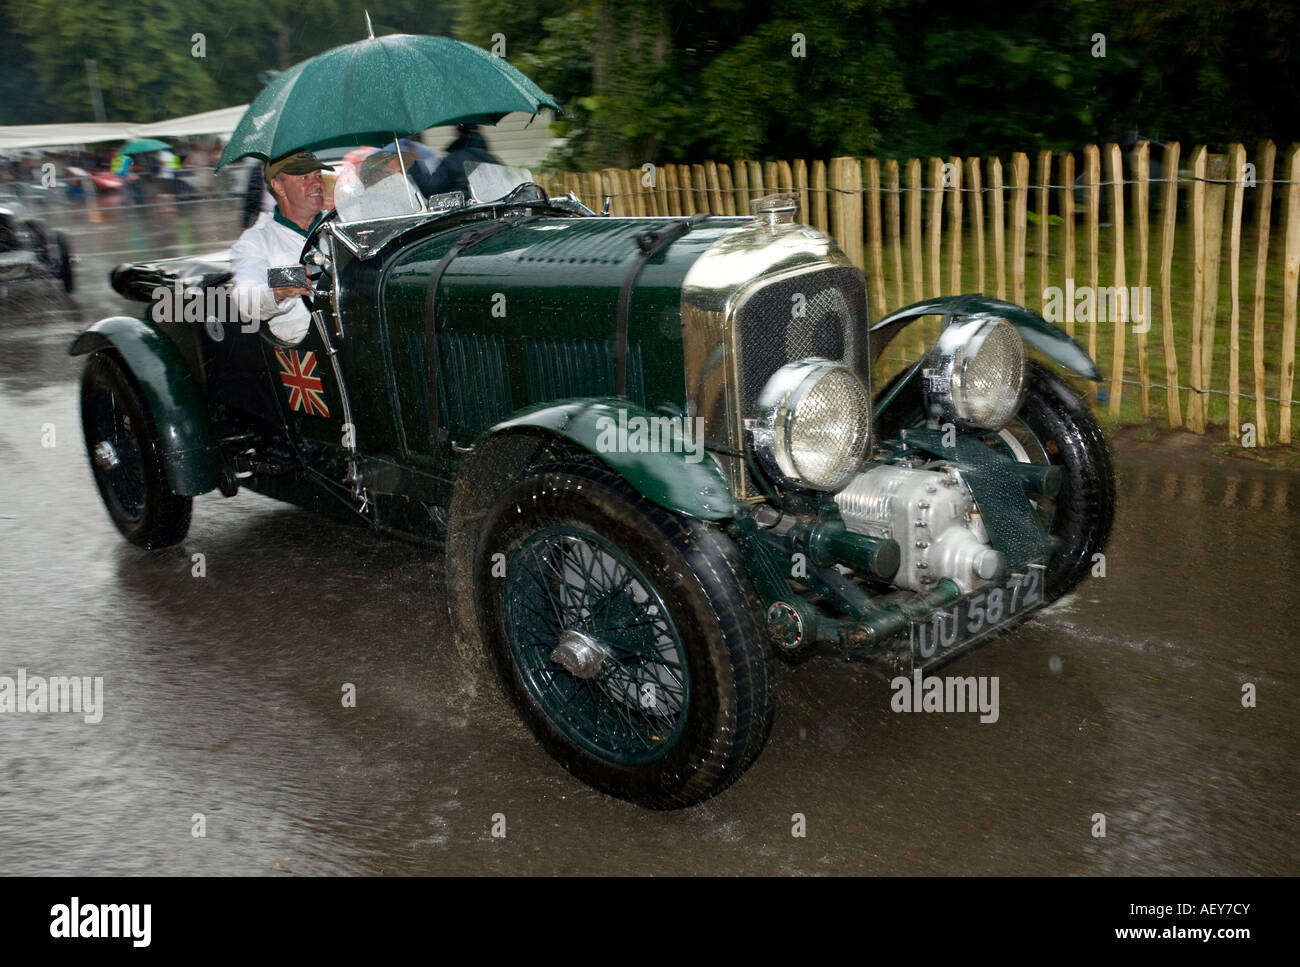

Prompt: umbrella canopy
xmin=217 ymin=34 xmax=559 ymax=170
xmin=120 ymin=138 xmax=171 ymax=155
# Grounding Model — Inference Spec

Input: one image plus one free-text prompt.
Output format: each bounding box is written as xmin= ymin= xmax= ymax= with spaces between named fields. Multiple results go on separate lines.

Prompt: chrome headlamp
xmin=751 ymin=359 xmax=871 ymax=492
xmin=922 ymin=315 xmax=1026 ymax=430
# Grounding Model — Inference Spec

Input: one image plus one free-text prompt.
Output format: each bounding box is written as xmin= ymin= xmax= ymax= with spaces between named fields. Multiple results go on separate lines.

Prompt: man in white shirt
xmin=230 ymin=149 xmax=334 ymax=344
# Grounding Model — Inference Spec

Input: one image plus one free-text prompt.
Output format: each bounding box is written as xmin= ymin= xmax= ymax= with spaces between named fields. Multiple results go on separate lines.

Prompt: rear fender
xmin=69 ymin=316 xmax=219 ymax=495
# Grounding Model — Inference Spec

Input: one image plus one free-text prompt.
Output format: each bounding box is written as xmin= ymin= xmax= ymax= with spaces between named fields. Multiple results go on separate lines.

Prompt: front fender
xmin=870 ymin=294 xmax=1100 ymax=380
xmin=486 ymin=399 xmax=738 ymax=521
xmin=69 ymin=316 xmax=219 ymax=495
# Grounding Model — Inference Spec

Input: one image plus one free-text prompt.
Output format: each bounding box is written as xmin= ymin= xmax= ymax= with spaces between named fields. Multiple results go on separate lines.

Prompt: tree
xmin=12 ymin=0 xmax=220 ymax=122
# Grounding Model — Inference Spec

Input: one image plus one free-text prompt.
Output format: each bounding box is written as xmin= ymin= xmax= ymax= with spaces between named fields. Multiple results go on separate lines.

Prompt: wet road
xmin=1 ymin=198 xmax=1296 ymax=875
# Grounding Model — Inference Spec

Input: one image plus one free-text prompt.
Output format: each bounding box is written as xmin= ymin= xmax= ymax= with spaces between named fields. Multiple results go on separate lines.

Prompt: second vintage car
xmin=73 ymin=166 xmax=1113 ymax=809
xmin=0 ymin=186 xmax=74 ymax=295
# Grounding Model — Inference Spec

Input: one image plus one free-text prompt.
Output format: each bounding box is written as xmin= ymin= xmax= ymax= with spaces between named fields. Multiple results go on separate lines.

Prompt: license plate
xmin=909 ymin=562 xmax=1047 ymax=671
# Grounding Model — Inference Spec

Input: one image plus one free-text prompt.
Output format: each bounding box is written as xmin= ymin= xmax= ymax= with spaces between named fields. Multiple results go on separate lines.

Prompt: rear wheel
xmin=80 ymin=353 xmax=192 ymax=548
xmin=472 ymin=461 xmax=773 ymax=809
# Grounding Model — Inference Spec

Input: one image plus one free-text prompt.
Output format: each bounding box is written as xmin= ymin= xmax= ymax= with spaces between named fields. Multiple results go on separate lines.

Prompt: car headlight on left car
xmin=923 ymin=314 xmax=1026 ymax=430
xmin=751 ymin=359 xmax=871 ymax=492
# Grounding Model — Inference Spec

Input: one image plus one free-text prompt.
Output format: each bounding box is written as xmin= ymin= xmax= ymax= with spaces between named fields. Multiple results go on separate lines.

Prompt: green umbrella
xmin=120 ymin=138 xmax=171 ymax=155
xmin=217 ymin=33 xmax=559 ymax=170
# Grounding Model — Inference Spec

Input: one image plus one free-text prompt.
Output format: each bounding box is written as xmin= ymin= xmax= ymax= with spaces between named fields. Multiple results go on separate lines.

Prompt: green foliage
xmin=11 ymin=0 xmax=220 ymax=122
xmin=7 ymin=0 xmax=458 ymax=123
xmin=2 ymin=0 xmax=1295 ymax=161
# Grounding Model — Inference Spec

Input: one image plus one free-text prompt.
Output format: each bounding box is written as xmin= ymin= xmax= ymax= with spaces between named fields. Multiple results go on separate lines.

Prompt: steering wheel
xmin=296 ymin=207 xmax=340 ymax=309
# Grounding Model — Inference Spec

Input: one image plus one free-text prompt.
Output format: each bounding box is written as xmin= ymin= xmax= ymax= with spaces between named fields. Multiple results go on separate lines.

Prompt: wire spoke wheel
xmin=505 ymin=526 xmax=690 ymax=764
xmin=473 ymin=459 xmax=773 ymax=809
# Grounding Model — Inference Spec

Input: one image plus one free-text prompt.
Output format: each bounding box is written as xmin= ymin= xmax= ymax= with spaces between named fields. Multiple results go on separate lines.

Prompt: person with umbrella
xmin=216 ymin=28 xmax=558 ymax=342
xmin=413 ymin=124 xmax=502 ymax=200
xmin=229 ymin=149 xmax=334 ymax=344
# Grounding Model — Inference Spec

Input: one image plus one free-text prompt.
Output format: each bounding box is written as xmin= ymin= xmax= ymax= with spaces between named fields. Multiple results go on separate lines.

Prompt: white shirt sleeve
xmin=229 ymin=225 xmax=287 ymax=321
xmin=228 ymin=213 xmax=311 ymax=342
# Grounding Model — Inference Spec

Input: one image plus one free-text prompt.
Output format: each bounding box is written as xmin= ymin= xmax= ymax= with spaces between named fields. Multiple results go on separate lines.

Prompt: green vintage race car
xmin=73 ymin=170 xmax=1113 ymax=809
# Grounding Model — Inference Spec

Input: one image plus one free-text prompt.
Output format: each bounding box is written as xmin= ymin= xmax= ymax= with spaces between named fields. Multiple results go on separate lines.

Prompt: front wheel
xmin=80 ymin=353 xmax=192 ymax=548
xmin=877 ymin=361 xmax=1114 ymax=602
xmin=472 ymin=461 xmax=774 ymax=809
xmin=996 ymin=362 xmax=1115 ymax=601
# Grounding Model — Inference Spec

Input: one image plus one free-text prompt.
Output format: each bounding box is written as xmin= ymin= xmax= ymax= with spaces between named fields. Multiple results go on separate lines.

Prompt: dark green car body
xmin=73 ymin=181 xmax=1112 ymax=808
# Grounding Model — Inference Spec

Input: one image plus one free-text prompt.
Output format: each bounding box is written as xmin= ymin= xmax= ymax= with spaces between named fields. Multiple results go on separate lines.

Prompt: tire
xmin=1000 ymin=363 xmax=1115 ymax=601
xmin=55 ymin=231 xmax=74 ymax=293
xmin=80 ymin=353 xmax=192 ymax=549
xmin=876 ymin=360 xmax=1114 ymax=602
xmin=472 ymin=460 xmax=774 ymax=809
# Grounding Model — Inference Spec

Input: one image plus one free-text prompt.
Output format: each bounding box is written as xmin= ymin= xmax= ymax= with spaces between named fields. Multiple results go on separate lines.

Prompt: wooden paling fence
xmin=535 ymin=142 xmax=1300 ymax=446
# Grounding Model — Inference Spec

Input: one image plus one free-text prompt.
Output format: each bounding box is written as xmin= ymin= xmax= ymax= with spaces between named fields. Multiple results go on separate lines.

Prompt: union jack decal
xmin=274 ymin=348 xmax=331 ymax=418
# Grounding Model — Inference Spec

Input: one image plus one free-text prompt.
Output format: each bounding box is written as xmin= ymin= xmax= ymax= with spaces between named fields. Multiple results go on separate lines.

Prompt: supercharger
xmin=835 ymin=463 xmax=1004 ymax=593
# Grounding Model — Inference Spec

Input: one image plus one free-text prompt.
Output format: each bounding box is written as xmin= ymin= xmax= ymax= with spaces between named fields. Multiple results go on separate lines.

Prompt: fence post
xmin=1226 ymin=144 xmax=1247 ymax=441
xmin=947 ymin=156 xmax=963 ymax=296
xmin=1133 ymin=141 xmax=1152 ymax=419
xmin=684 ymin=165 xmax=703 ymax=215
xmin=1252 ymin=140 xmax=1276 ymax=446
xmin=865 ymin=158 xmax=887 ymax=316
xmin=1199 ymin=153 xmax=1228 ymax=429
xmin=625 ymin=169 xmax=645 ymax=216
xmin=1010 ymin=153 xmax=1029 ymax=306
xmin=1159 ymin=141 xmax=1183 ymax=428
xmin=830 ymin=157 xmax=864 ymax=271
xmin=1187 ymin=145 xmax=1207 ymax=433
xmin=1106 ymin=143 xmax=1127 ymax=417
xmin=1280 ymin=143 xmax=1300 ymax=444
xmin=907 ymin=158 xmax=925 ymax=357
xmin=732 ymin=160 xmax=749 ymax=217
xmin=886 ymin=159 xmax=904 ymax=312
xmin=717 ymin=162 xmax=736 ymax=217
xmin=1084 ymin=145 xmax=1101 ymax=400
xmin=689 ymin=164 xmax=707 ymax=212
xmin=792 ymin=159 xmax=808 ymax=224
xmin=926 ymin=158 xmax=943 ymax=298
xmin=1036 ymin=150 xmax=1051 ymax=314
xmin=706 ymin=161 xmax=724 ymax=215
xmin=662 ymin=164 xmax=680 ymax=216
xmin=600 ymin=168 xmax=621 ymax=215
xmin=967 ymin=158 xmax=985 ymax=296
xmin=988 ymin=157 xmax=1006 ymax=300
xmin=1059 ymin=152 xmax=1076 ymax=338
xmin=811 ymin=160 xmax=827 ymax=233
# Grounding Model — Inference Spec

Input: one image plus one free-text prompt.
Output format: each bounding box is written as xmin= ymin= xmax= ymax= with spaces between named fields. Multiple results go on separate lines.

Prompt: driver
xmin=230 ymin=149 xmax=334 ymax=343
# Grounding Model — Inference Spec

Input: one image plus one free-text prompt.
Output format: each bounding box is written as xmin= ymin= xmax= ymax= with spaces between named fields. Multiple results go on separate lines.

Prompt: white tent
xmin=0 ymin=105 xmax=249 ymax=150
xmin=0 ymin=104 xmax=565 ymax=167
xmin=131 ymin=105 xmax=248 ymax=140
xmin=0 ymin=121 xmax=133 ymax=150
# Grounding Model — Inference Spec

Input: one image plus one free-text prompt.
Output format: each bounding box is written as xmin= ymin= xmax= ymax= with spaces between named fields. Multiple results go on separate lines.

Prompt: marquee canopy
xmin=0 ymin=105 xmax=248 ymax=151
